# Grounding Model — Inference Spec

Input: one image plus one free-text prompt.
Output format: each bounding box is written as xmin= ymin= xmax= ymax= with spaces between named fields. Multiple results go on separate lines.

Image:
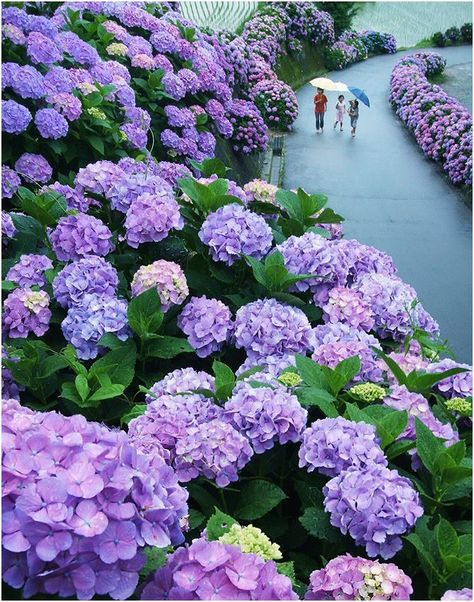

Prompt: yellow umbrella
xmin=310 ymin=77 xmax=349 ymax=92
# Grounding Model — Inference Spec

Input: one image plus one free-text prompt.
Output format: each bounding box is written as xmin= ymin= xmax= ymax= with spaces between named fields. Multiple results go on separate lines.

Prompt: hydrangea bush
xmin=1 ymin=2 xmax=472 ymax=602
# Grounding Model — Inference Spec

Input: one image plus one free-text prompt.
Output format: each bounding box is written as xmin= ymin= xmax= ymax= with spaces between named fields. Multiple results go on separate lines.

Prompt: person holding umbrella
xmin=313 ymin=87 xmax=328 ymax=134
xmin=348 ymin=99 xmax=359 ymax=137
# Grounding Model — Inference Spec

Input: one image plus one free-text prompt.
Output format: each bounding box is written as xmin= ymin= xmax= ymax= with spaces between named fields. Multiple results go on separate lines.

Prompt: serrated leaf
xmin=415 ymin=418 xmax=447 ymax=473
xmin=299 ymin=507 xmax=340 ymax=543
xmin=88 ymin=384 xmax=124 ymax=402
xmin=234 ymin=481 xmax=287 ymax=520
xmin=121 ymin=404 xmax=146 ymax=426
xmin=127 ymin=288 xmax=163 ymax=337
xmin=297 ymin=387 xmax=338 ymax=417
xmin=436 ymin=518 xmax=459 ymax=560
xmin=206 ymin=508 xmax=238 ymax=540
xmin=75 ymin=374 xmax=90 ymax=402
xmin=295 ymin=355 xmax=329 ymax=389
xmin=145 ymin=336 xmax=193 ymax=359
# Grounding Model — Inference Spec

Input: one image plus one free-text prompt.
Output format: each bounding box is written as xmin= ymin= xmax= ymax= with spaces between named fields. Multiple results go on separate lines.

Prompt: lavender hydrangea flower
xmin=234 ymin=298 xmax=314 ymax=359
xmin=154 ymin=161 xmax=193 ymax=187
xmin=2 ymin=166 xmax=21 ymax=199
xmin=10 ymin=64 xmax=46 ymax=99
xmin=312 ymin=340 xmax=383 ymax=383
xmin=52 ymin=256 xmax=119 ymax=308
xmin=2 ymin=100 xmax=32 ymax=134
xmin=2 ymin=212 xmax=16 ymax=240
xmin=61 ymin=294 xmax=129 ymax=360
xmin=35 ymin=108 xmax=69 ymax=139
xmin=75 ymin=160 xmax=124 ymax=195
xmin=2 ymin=347 xmax=22 ymax=401
xmin=223 ymin=382 xmax=307 ymax=453
xmin=6 ymin=254 xmax=53 ymax=287
xmin=106 ymin=171 xmax=172 ymax=214
xmin=324 ymin=464 xmax=423 ymax=559
xmin=131 ymin=260 xmax=188 ymax=311
xmin=41 ymin=182 xmax=93 ymax=213
xmin=48 ymin=92 xmax=82 ymax=121
xmin=147 ymin=368 xmax=215 ymax=398
xmin=199 ymin=203 xmax=273 ymax=265
xmin=49 ymin=214 xmax=113 ymax=261
xmin=441 ymin=589 xmax=473 ymax=601
xmin=299 ymin=417 xmax=387 ymax=477
xmin=129 ymin=393 xmax=222 ymax=464
xmin=141 ymin=537 xmax=297 ymax=600
xmin=125 ymin=192 xmax=184 ymax=248
xmin=174 ymin=419 xmax=253 ymax=487
xmin=26 ymin=31 xmax=62 ymax=64
xmin=313 ymin=322 xmax=381 ymax=348
xmin=236 ymin=354 xmax=296 ymax=385
xmin=15 ymin=153 xmax=52 ymax=184
xmin=427 ymin=358 xmax=472 ymax=398
xmin=322 ymin=286 xmax=375 ymax=331
xmin=305 ymin=554 xmax=413 ymax=600
xmin=178 ymin=296 xmax=233 ymax=358
xmin=2 ymin=399 xmax=188 ymax=600
xmin=3 ymin=288 xmax=51 ymax=339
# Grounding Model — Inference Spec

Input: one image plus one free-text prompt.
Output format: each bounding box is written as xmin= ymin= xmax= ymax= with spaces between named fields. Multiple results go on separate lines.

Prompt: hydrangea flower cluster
xmin=2 ymin=211 xmax=16 ymax=239
xmin=2 ymin=398 xmax=188 ymax=600
xmin=234 ymin=298 xmax=315 ymax=359
xmin=199 ymin=203 xmax=273 ymax=266
xmin=61 ymin=294 xmax=130 ymax=360
xmin=322 ymin=286 xmax=375 ymax=331
xmin=390 ymin=52 xmax=472 ymax=186
xmin=324 ymin=464 xmax=424 ymax=559
xmin=146 ymin=368 xmax=215 ymax=398
xmin=223 ymin=382 xmax=308 ymax=453
xmin=3 ymin=288 xmax=51 ymax=339
xmin=299 ymin=417 xmax=387 ymax=477
xmin=226 ymin=99 xmax=268 ymax=154
xmin=427 ymin=358 xmax=472 ymax=398
xmin=131 ymin=260 xmax=188 ymax=311
xmin=441 ymin=589 xmax=473 ymax=601
xmin=219 ymin=524 xmax=282 ymax=561
xmin=6 ymin=254 xmax=53 ymax=287
xmin=53 ymin=256 xmax=119 ymax=308
xmin=49 ymin=214 xmax=114 ymax=261
xmin=250 ymin=77 xmax=299 ymax=131
xmin=141 ymin=537 xmax=297 ymax=600
xmin=349 ymin=382 xmax=386 ymax=402
xmin=178 ymin=296 xmax=234 ymax=358
xmin=305 ymin=554 xmax=413 ymax=600
xmin=312 ymin=340 xmax=383 ymax=384
xmin=244 ymin=179 xmax=278 ymax=205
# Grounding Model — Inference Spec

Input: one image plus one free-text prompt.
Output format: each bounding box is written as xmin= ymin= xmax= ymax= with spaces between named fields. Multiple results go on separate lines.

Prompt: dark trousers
xmin=315 ymin=112 xmax=324 ymax=130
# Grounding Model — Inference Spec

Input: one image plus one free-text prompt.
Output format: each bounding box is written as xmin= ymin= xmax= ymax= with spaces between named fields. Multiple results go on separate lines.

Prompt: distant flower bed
xmin=390 ymin=52 xmax=472 ymax=187
xmin=432 ymin=22 xmax=472 ymax=47
xmin=325 ymin=29 xmax=397 ymax=70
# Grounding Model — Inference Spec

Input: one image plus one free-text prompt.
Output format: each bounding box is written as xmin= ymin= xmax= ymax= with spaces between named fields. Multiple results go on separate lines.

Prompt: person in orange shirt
xmin=314 ymin=88 xmax=328 ymax=134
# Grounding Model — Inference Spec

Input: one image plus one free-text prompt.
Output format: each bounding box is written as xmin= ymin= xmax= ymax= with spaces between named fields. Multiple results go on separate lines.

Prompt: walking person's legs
xmin=320 ymin=112 xmax=324 ymax=132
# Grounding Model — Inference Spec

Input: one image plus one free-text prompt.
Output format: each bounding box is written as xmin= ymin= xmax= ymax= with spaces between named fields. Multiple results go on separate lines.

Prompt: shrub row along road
xmin=284 ymin=46 xmax=472 ymax=362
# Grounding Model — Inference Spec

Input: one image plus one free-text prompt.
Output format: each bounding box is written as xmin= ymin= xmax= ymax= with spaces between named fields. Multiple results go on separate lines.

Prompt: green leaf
xmin=89 ymin=136 xmax=105 ymax=154
xmin=297 ymin=387 xmax=339 ymax=417
xmin=75 ymin=374 xmax=90 ymax=402
xmin=148 ymin=68 xmax=164 ymax=89
xmin=213 ymin=360 xmax=235 ymax=400
xmin=60 ymin=382 xmax=82 ymax=405
xmin=39 ymin=355 xmax=70 ymax=378
xmin=206 ymin=508 xmax=238 ymax=541
xmin=295 ymin=355 xmax=329 ymax=389
xmin=188 ymin=158 xmax=229 ymax=178
xmin=372 ymin=347 xmax=407 ymax=385
xmin=299 ymin=507 xmax=340 ymax=542
xmin=189 ymin=509 xmax=206 ymax=530
xmin=91 ymin=341 xmax=136 ymax=388
xmin=386 ymin=438 xmax=416 ymax=460
xmin=127 ymin=288 xmax=163 ymax=337
xmin=145 ymin=336 xmax=193 ymax=359
xmin=436 ymin=518 xmax=459 ymax=560
xmin=441 ymin=477 xmax=472 ymax=502
xmin=377 ymin=410 xmax=408 ymax=447
xmin=407 ymin=367 xmax=470 ymax=394
xmin=120 ymin=404 xmax=146 ymax=426
xmin=244 ymin=255 xmax=268 ymax=288
xmin=415 ymin=418 xmax=447 ymax=473
xmin=88 ymin=384 xmax=125 ymax=402
xmin=327 ymin=356 xmax=361 ymax=394
xmin=19 ymin=188 xmax=67 ymax=227
xmin=140 ymin=547 xmax=169 ymax=577
xmin=276 ymin=561 xmax=296 ymax=583
xmin=234 ymin=481 xmax=287 ymax=520
xmin=314 ymin=207 xmax=344 ymax=223
xmin=442 ymin=466 xmax=472 ymax=484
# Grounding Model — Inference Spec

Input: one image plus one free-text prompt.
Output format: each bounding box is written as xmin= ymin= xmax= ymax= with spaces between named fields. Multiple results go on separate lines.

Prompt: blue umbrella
xmin=348 ymin=87 xmax=370 ymax=107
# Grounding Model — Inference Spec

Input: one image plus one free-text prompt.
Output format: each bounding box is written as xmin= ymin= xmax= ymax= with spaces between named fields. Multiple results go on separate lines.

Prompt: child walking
xmin=333 ymin=95 xmax=346 ymax=132
xmin=348 ymin=99 xmax=359 ymax=137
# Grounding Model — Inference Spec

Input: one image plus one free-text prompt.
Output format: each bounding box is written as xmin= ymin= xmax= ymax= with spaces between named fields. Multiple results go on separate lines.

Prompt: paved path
xmin=284 ymin=46 xmax=472 ymax=362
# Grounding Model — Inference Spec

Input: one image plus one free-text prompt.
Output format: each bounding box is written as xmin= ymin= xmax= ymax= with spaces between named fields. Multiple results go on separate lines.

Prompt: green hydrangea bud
xmin=219 ymin=524 xmax=282 ymax=561
xmin=278 ymin=372 xmax=302 ymax=387
xmin=106 ymin=42 xmax=128 ymax=57
xmin=446 ymin=397 xmax=472 ymax=416
xmin=87 ymin=108 xmax=107 ymax=120
xmin=349 ymin=383 xmax=386 ymax=402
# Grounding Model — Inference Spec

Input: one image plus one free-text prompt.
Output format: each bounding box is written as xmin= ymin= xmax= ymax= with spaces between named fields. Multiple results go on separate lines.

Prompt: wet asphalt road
xmin=284 ymin=46 xmax=472 ymax=362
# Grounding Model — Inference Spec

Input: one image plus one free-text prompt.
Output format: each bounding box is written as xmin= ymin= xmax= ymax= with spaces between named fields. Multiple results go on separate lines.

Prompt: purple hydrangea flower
xmin=322 ymin=286 xmax=375 ymax=331
xmin=35 ymin=108 xmax=69 ymax=139
xmin=178 ymin=296 xmax=233 ymax=358
xmin=10 ymin=65 xmax=46 ymax=99
xmin=312 ymin=340 xmax=383 ymax=383
xmin=236 ymin=354 xmax=296 ymax=386
xmin=48 ymin=92 xmax=82 ymax=121
xmin=305 ymin=554 xmax=413 ymax=600
xmin=61 ymin=294 xmax=129 ymax=360
xmin=147 ymin=368 xmax=215 ymax=398
xmin=49 ymin=214 xmax=114 ymax=261
xmin=199 ymin=203 xmax=273 ymax=265
xmin=441 ymin=589 xmax=473 ymax=601
xmin=223 ymin=382 xmax=307 ymax=453
xmin=2 ymin=211 xmax=16 ymax=239
xmin=234 ymin=298 xmax=314 ymax=359
xmin=6 ymin=254 xmax=53 ymax=287
xmin=141 ymin=537 xmax=297 ymax=600
xmin=154 ymin=161 xmax=193 ymax=187
xmin=129 ymin=393 xmax=222 ymax=462
xmin=3 ymin=288 xmax=51 ymax=339
xmin=427 ymin=358 xmax=472 ymax=398
xmin=174 ymin=419 xmax=253 ymax=487
xmin=299 ymin=417 xmax=387 ymax=477
xmin=2 ymin=399 xmax=188 ymax=600
xmin=52 ymin=256 xmax=119 ymax=308
xmin=2 ymin=100 xmax=32 ymax=134
xmin=313 ymin=322 xmax=381 ymax=348
xmin=131 ymin=260 xmax=188 ymax=311
xmin=2 ymin=346 xmax=22 ymax=401
xmin=26 ymin=31 xmax=62 ymax=64
xmin=124 ymin=192 xmax=184 ymax=248
xmin=75 ymin=160 xmax=124 ymax=195
xmin=44 ymin=66 xmax=74 ymax=94
xmin=15 ymin=153 xmax=52 ymax=184
xmin=107 ymin=171 xmax=173 ymax=213
xmin=2 ymin=167 xmax=21 ymax=199
xmin=41 ymin=182 xmax=94 ymax=213
xmin=324 ymin=464 xmax=423 ymax=559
